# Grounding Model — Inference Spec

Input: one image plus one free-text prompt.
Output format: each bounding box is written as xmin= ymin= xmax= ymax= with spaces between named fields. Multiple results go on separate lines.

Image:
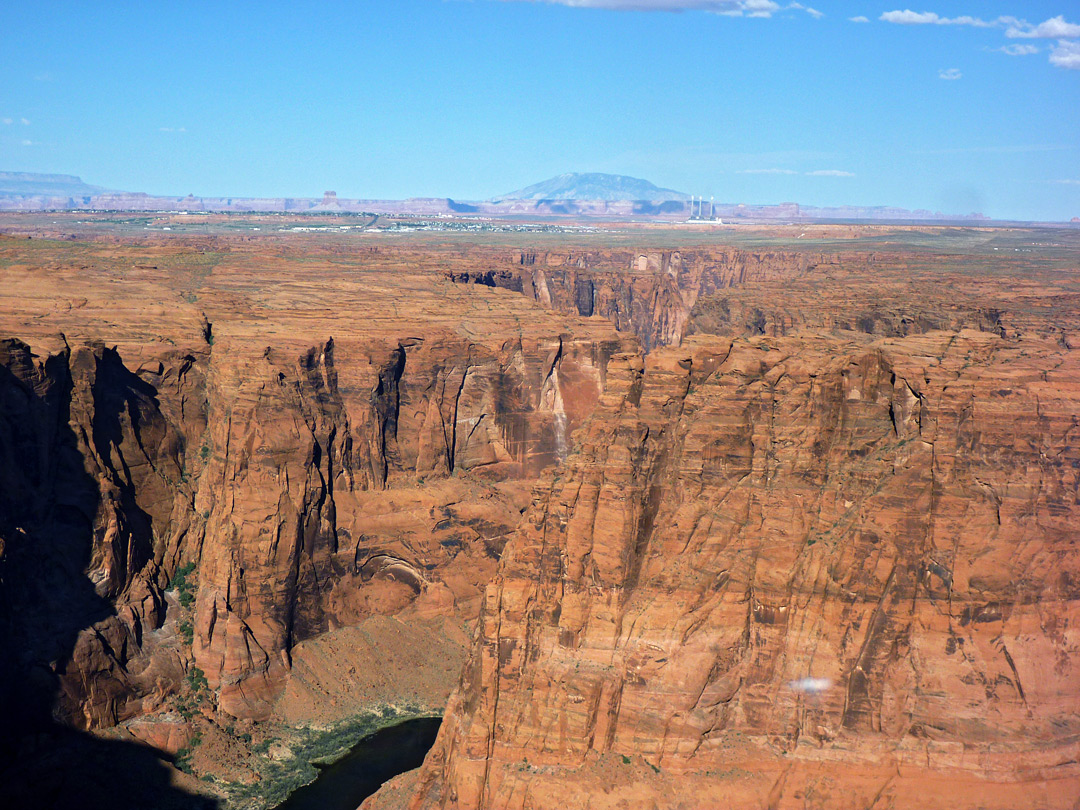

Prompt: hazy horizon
xmin=2 ymin=1 xmax=1078 ymax=220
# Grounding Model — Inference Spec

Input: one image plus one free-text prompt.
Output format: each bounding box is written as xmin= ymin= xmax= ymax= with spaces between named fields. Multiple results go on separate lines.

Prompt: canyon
xmin=0 ymin=216 xmax=1078 ymax=809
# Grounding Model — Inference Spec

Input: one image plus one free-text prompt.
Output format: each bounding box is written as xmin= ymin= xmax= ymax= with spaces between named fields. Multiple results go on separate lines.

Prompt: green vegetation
xmin=187 ymin=666 xmax=209 ymax=694
xmin=175 ymin=731 xmax=204 ymax=774
xmin=225 ymin=703 xmax=436 ymax=810
xmin=171 ymin=561 xmax=197 ymax=587
xmin=171 ymin=561 xmax=197 ymax=608
xmin=173 ymin=666 xmax=212 ymax=721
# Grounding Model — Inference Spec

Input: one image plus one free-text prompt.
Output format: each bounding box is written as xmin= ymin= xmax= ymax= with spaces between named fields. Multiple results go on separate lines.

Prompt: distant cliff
xmin=0 ymin=171 xmax=107 ymax=198
xmin=0 ymin=170 xmax=993 ymax=222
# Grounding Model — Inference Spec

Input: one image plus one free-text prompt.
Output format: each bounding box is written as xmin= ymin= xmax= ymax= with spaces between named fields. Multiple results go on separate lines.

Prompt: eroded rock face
xmin=0 ymin=231 xmax=639 ymax=729
xmin=0 ymin=335 xmax=206 ymax=732
xmin=449 ymin=245 xmax=1080 ymax=351
xmin=188 ymin=329 xmax=626 ymax=719
xmin=447 ymin=249 xmax=879 ymax=350
xmin=408 ymin=331 xmax=1080 ymax=809
xmin=3 ymin=225 xmax=1078 ymax=809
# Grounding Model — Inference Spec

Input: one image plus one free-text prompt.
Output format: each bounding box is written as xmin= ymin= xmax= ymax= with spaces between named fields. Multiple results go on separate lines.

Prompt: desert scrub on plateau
xmin=223 ymin=702 xmax=438 ymax=810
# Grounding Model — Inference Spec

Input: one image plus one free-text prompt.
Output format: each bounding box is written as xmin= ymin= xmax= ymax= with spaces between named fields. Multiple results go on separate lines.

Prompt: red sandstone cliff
xmin=406 ymin=329 xmax=1080 ymax=809
xmin=0 ymin=235 xmax=639 ymax=736
xmin=187 ymin=327 xmax=628 ymax=719
xmin=447 ymin=248 xmax=856 ymax=350
xmin=0 ymin=329 xmax=209 ymax=732
xmin=2 ymin=225 xmax=1078 ymax=809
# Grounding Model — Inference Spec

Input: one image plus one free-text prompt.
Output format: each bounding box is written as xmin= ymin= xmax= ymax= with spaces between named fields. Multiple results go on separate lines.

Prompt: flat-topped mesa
xmin=406 ymin=330 xmax=1080 ymax=810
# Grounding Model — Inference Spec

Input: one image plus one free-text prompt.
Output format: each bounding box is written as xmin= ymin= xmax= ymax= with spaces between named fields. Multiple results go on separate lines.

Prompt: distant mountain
xmin=0 ymin=169 xmax=1000 ymax=222
xmin=493 ymin=173 xmax=689 ymax=202
xmin=0 ymin=171 xmax=107 ymax=198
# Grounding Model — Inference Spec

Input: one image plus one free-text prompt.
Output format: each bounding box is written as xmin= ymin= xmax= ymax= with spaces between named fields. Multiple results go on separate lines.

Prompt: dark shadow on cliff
xmin=0 ymin=341 xmax=217 ymax=810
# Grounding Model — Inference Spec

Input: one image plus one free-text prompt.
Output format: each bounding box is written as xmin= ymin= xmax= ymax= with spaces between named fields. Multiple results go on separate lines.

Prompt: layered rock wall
xmin=409 ymin=330 xmax=1080 ymax=809
xmin=187 ymin=329 xmax=627 ymax=718
xmin=448 ymin=249 xmax=879 ymax=350
xmin=0 ymin=336 xmax=207 ymax=731
xmin=0 ymin=237 xmax=640 ymax=728
xmin=3 ymin=227 xmax=1077 ymax=808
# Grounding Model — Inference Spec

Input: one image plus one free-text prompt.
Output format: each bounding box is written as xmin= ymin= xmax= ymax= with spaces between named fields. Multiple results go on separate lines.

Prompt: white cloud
xmin=737 ymin=168 xmax=797 ymax=174
xmin=1050 ymin=40 xmax=1080 ymax=69
xmin=788 ymin=2 xmax=823 ymax=19
xmin=849 ymin=15 xmax=869 ymax=23
xmin=938 ymin=68 xmax=962 ymax=80
xmin=21 ymin=139 xmax=34 ymax=146
xmin=881 ymin=10 xmax=943 ymax=24
xmin=1006 ymin=15 xmax=1080 ymax=39
xmin=158 ymin=126 xmax=188 ymax=133
xmin=743 ymin=1 xmax=780 ymax=17
xmin=1 ymin=118 xmax=12 ymax=125
xmin=878 ymin=11 xmax=1080 ymax=71
xmin=20 ymin=118 xmax=30 ymax=125
xmin=880 ymin=10 xmax=1000 ymax=27
xmin=503 ymin=0 xmax=826 ymax=16
xmin=1050 ymin=179 xmax=1080 ymax=186
xmin=500 ymin=0 xmax=801 ymax=15
xmin=994 ymin=44 xmax=1040 ymax=56
xmin=808 ymin=169 xmax=855 ymax=177
xmin=1001 ymin=15 xmax=1080 ymax=69
xmin=714 ymin=0 xmax=781 ymax=17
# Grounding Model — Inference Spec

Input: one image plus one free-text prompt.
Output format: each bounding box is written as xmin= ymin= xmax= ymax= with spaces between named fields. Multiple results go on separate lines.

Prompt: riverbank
xmin=273 ymin=717 xmax=441 ymax=810
xmin=223 ymin=704 xmax=440 ymax=810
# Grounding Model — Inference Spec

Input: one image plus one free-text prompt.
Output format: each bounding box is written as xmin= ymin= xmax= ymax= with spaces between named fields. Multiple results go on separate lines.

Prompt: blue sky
xmin=1 ymin=1 xmax=1078 ymax=220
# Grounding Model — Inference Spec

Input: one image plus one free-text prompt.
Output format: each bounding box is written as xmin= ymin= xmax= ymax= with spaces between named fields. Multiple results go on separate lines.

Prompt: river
xmin=274 ymin=717 xmax=441 ymax=810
